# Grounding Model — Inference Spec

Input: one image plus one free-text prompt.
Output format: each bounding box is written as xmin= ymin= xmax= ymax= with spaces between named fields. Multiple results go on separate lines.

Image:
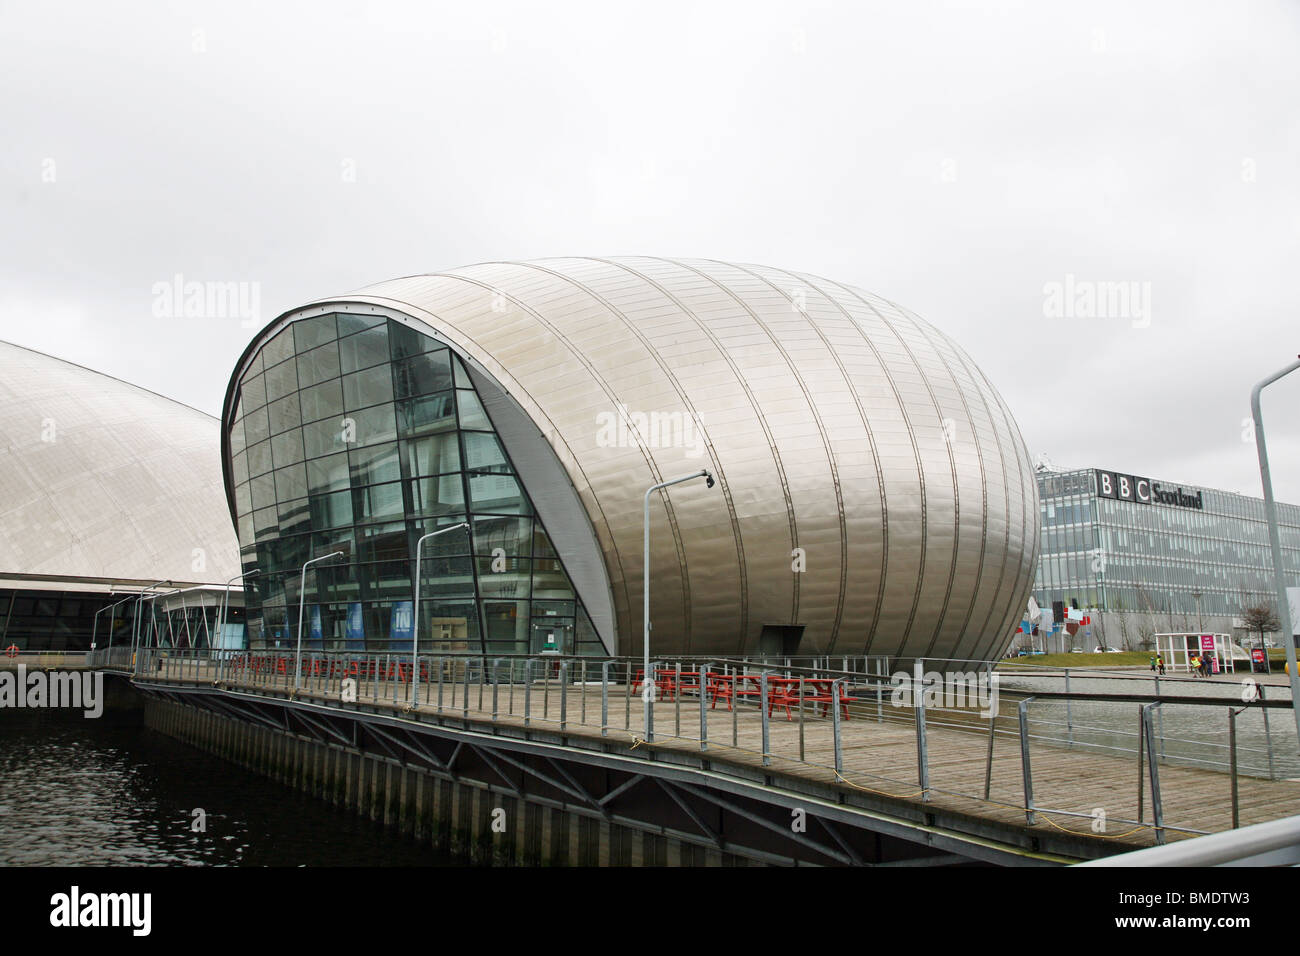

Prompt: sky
xmin=2 ymin=0 xmax=1298 ymax=501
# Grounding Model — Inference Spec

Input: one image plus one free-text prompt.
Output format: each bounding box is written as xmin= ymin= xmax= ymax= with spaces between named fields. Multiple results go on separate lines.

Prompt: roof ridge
xmin=0 ymin=338 xmax=218 ymax=422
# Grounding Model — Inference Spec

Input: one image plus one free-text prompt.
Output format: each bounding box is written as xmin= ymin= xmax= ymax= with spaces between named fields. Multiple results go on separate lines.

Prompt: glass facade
xmin=1033 ymin=467 xmax=1300 ymax=621
xmin=226 ymin=313 xmax=603 ymax=656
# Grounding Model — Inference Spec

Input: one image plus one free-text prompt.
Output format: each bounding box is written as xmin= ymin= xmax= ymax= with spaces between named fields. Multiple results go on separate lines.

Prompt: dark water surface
xmin=0 ymin=708 xmax=455 ymax=866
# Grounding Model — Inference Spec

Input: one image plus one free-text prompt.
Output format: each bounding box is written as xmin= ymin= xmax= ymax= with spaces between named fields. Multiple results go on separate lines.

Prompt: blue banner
xmin=389 ymin=601 xmax=414 ymax=650
xmin=346 ymin=603 xmax=365 ymax=651
xmin=309 ymin=605 xmax=323 ymax=650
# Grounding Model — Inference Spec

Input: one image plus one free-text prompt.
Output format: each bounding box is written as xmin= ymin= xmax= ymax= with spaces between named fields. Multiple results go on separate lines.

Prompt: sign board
xmin=389 ymin=600 xmax=413 ymax=648
xmin=1095 ymin=470 xmax=1203 ymax=510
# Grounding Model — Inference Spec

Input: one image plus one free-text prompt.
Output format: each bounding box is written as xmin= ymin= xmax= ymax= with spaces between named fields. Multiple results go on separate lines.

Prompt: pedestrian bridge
xmin=86 ymin=647 xmax=1300 ymax=866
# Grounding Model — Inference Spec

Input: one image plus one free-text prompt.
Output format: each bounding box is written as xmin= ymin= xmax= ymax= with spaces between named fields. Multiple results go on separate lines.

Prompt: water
xmin=0 ymin=708 xmax=456 ymax=866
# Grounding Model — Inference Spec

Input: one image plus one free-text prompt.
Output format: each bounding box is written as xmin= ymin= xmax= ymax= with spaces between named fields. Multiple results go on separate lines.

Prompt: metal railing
xmin=115 ymin=647 xmax=1298 ymax=849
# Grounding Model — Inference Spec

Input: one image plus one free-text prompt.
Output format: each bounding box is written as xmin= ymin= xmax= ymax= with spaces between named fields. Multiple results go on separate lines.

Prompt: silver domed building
xmin=220 ymin=258 xmax=1039 ymax=662
xmin=0 ymin=341 xmax=242 ymax=650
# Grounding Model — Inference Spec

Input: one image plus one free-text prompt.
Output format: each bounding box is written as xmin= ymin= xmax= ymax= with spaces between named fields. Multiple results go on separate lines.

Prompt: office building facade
xmin=1031 ymin=466 xmax=1300 ymax=649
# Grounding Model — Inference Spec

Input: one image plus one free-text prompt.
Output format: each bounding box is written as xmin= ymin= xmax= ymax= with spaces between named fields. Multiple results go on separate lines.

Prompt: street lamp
xmin=130 ymin=580 xmax=171 ymax=670
xmin=92 ymin=594 xmax=132 ymax=653
xmin=410 ymin=522 xmax=470 ymax=707
xmin=294 ymin=551 xmax=345 ymax=693
xmin=218 ymin=568 xmax=259 ymax=650
xmin=643 ymin=469 xmax=715 ymax=742
xmin=1251 ymin=355 xmax=1300 ymax=747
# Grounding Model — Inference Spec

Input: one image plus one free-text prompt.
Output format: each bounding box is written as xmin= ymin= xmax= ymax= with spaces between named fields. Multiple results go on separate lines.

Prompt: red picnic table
xmin=632 ymin=667 xmax=703 ymax=701
xmin=709 ymin=673 xmax=852 ymax=721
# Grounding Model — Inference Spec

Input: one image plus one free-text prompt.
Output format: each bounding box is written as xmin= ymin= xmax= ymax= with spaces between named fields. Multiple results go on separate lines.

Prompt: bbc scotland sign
xmin=1095 ymin=470 xmax=1204 ymax=510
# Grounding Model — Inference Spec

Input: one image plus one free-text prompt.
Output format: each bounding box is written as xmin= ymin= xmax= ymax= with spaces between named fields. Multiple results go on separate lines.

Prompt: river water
xmin=0 ymin=708 xmax=455 ymax=866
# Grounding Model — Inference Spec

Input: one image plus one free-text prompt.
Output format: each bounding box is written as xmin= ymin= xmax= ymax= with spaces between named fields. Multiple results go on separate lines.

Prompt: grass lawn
xmin=996 ymin=651 xmax=1154 ymax=668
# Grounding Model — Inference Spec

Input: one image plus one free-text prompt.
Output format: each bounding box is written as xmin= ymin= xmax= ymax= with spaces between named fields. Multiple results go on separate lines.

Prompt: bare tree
xmin=1240 ymin=599 xmax=1280 ymax=649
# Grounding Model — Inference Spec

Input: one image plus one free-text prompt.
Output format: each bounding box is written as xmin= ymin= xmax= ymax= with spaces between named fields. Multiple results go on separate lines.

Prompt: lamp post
xmin=1251 ymin=356 xmax=1300 ymax=747
xmin=411 ymin=522 xmax=470 ymax=707
xmin=295 ymin=551 xmax=345 ymax=693
xmin=218 ymin=568 xmax=259 ymax=651
xmin=130 ymin=580 xmax=171 ymax=670
xmin=92 ymin=594 xmax=132 ymax=652
xmin=643 ymin=469 xmax=714 ymax=742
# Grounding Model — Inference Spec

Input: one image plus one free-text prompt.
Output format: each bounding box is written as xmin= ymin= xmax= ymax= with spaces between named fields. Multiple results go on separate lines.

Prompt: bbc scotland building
xmin=1031 ymin=466 xmax=1300 ymax=650
xmin=221 ymin=257 xmax=1040 ymax=662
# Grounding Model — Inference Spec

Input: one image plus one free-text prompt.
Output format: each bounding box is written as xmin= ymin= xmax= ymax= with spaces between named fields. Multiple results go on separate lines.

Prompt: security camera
xmin=705 ymin=472 xmax=715 ymax=489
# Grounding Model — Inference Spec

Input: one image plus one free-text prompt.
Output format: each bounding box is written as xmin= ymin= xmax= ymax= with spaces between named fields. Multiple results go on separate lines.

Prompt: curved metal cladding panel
xmin=0 ymin=341 xmax=240 ymax=586
xmin=298 ymin=258 xmax=1038 ymax=662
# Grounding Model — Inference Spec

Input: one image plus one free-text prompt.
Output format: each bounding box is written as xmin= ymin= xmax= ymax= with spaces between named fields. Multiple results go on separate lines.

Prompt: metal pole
xmin=700 ymin=660 xmax=709 ymax=751
xmin=983 ymin=712 xmax=996 ymax=800
xmin=643 ymin=470 xmax=714 ymax=743
xmin=295 ymin=551 xmax=343 ymax=693
xmin=601 ymin=661 xmax=610 ymax=737
xmin=916 ymin=674 xmax=930 ymax=802
xmin=411 ymin=522 xmax=468 ymax=708
xmin=831 ymin=678 xmax=844 ymax=774
xmin=217 ymin=568 xmax=258 ymax=654
xmin=1230 ymin=706 xmax=1241 ymax=829
xmin=1064 ymin=667 xmax=1073 ymax=747
xmin=1018 ymin=697 xmax=1036 ymax=825
xmin=1251 ymin=356 xmax=1300 ymax=748
xmin=760 ymin=671 xmax=771 ymax=767
xmin=560 ymin=660 xmax=568 ymax=731
xmin=130 ymin=580 xmax=170 ymax=672
xmin=1261 ymin=684 xmax=1276 ymax=780
xmin=1143 ymin=703 xmax=1165 ymax=844
xmin=1137 ymin=705 xmax=1145 ymax=823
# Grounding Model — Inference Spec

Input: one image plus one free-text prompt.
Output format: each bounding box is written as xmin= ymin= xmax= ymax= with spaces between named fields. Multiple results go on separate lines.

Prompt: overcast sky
xmin=3 ymin=0 xmax=1298 ymax=502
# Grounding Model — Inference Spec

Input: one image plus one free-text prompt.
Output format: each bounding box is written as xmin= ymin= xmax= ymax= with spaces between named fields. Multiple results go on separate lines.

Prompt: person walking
xmin=1157 ymin=655 xmax=1165 ymax=676
xmin=1190 ymin=654 xmax=1201 ymax=678
xmin=1150 ymin=655 xmax=1157 ymax=672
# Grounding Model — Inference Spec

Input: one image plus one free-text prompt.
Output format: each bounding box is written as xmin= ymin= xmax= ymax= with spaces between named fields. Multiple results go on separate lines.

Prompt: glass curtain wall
xmin=227 ymin=313 xmax=602 ymax=656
